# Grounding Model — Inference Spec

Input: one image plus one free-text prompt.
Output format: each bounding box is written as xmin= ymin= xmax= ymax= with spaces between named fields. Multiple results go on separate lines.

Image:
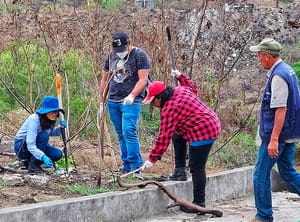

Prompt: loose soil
xmin=0 ymin=135 xmax=226 ymax=209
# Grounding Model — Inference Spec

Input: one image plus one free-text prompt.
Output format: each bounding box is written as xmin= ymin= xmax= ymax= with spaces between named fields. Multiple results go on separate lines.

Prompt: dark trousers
xmin=14 ymin=131 xmax=62 ymax=164
xmin=189 ymin=143 xmax=212 ymax=204
xmin=172 ymin=133 xmax=187 ymax=168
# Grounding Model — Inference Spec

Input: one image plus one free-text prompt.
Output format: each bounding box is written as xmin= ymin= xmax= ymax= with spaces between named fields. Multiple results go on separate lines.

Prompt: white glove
xmin=141 ymin=160 xmax=153 ymax=171
xmin=123 ymin=94 xmax=135 ymax=105
xmin=99 ymin=102 xmax=105 ymax=118
xmin=171 ymin=69 xmax=181 ymax=78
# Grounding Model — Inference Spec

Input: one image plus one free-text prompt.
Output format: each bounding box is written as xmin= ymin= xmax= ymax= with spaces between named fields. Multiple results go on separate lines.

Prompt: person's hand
xmin=140 ymin=160 xmax=153 ymax=171
xmin=42 ymin=155 xmax=53 ymax=168
xmin=60 ymin=120 xmax=67 ymax=128
xmin=99 ymin=102 xmax=105 ymax=118
xmin=171 ymin=69 xmax=181 ymax=78
xmin=268 ymin=139 xmax=279 ymax=158
xmin=123 ymin=94 xmax=135 ymax=105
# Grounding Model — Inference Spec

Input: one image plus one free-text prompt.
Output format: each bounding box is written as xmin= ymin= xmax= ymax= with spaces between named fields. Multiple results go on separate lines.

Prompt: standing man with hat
xmin=99 ymin=32 xmax=151 ymax=173
xmin=14 ymin=96 xmax=67 ymax=174
xmin=249 ymin=38 xmax=300 ymax=222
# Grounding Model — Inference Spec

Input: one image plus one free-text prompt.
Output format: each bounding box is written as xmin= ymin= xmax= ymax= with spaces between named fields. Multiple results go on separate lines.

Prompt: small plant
xmin=0 ymin=180 xmax=7 ymax=186
xmin=55 ymin=156 xmax=74 ymax=170
xmin=65 ymin=184 xmax=110 ymax=195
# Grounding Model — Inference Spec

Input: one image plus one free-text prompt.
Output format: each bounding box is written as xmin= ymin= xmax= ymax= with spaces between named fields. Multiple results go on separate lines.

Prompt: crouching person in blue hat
xmin=14 ymin=96 xmax=67 ymax=174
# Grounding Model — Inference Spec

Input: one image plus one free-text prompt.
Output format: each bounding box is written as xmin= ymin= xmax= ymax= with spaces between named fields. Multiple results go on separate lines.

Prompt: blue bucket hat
xmin=36 ymin=96 xmax=64 ymax=115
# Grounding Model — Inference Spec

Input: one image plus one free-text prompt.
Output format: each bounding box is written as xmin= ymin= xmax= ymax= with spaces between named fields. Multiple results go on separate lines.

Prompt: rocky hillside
xmin=0 ymin=0 xmax=299 ymax=132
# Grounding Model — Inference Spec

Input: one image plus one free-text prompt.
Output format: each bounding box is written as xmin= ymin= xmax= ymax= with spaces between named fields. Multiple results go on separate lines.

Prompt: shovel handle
xmin=108 ymin=168 xmax=141 ymax=184
xmin=166 ymin=26 xmax=176 ymax=70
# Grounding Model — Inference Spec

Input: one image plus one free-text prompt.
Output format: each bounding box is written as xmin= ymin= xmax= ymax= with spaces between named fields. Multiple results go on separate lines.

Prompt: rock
xmin=24 ymin=174 xmax=49 ymax=186
xmin=1 ymin=174 xmax=25 ymax=186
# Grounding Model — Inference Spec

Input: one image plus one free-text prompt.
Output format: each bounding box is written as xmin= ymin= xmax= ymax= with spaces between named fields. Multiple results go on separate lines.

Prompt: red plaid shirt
xmin=149 ymin=75 xmax=221 ymax=163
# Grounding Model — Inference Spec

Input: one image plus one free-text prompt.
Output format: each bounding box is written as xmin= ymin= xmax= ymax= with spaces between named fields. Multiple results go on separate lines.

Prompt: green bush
xmin=140 ymin=106 xmax=160 ymax=135
xmin=292 ymin=61 xmax=300 ymax=79
xmin=0 ymin=42 xmax=96 ymax=138
xmin=100 ymin=0 xmax=127 ymax=11
xmin=212 ymin=133 xmax=257 ymax=168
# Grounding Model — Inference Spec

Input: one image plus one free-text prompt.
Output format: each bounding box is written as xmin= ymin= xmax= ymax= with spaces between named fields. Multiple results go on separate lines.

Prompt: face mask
xmin=116 ymin=51 xmax=128 ymax=59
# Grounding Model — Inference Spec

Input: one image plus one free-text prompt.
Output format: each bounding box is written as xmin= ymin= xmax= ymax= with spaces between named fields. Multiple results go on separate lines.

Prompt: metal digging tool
xmin=166 ymin=26 xmax=178 ymax=86
xmin=55 ymin=73 xmax=69 ymax=175
xmin=107 ymin=168 xmax=141 ymax=184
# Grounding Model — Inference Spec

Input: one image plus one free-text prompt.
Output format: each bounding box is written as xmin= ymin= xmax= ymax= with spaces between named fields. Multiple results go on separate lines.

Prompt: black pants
xmin=172 ymin=133 xmax=187 ymax=168
xmin=189 ymin=143 xmax=212 ymax=204
xmin=172 ymin=133 xmax=212 ymax=203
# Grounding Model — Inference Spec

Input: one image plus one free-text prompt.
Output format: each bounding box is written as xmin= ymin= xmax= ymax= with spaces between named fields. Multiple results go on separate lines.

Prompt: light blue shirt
xmin=15 ymin=113 xmax=61 ymax=160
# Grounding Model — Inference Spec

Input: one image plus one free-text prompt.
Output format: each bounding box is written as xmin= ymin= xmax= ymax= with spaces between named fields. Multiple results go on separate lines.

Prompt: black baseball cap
xmin=112 ymin=32 xmax=128 ymax=53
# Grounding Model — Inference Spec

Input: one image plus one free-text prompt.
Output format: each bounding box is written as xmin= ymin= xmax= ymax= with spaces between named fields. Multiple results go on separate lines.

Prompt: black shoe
xmin=168 ymin=167 xmax=187 ymax=181
xmin=28 ymin=162 xmax=46 ymax=174
xmin=21 ymin=160 xmax=29 ymax=169
xmin=180 ymin=201 xmax=205 ymax=214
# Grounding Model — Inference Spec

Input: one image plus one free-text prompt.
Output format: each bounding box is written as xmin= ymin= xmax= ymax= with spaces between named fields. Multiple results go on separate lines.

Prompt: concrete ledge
xmin=0 ymin=166 xmax=263 ymax=222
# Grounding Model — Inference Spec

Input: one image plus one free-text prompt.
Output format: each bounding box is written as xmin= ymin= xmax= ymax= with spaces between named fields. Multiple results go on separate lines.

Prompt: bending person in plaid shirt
xmin=142 ymin=69 xmax=221 ymax=213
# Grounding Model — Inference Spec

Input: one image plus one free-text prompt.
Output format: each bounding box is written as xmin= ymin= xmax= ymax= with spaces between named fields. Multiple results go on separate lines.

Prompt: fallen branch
xmin=117 ymin=176 xmax=223 ymax=217
xmin=0 ymin=151 xmax=16 ymax=156
xmin=0 ymin=164 xmax=26 ymax=174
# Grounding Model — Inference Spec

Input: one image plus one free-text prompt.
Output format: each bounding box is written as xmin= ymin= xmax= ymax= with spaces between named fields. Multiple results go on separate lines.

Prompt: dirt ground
xmin=0 ymin=135 xmax=226 ymax=209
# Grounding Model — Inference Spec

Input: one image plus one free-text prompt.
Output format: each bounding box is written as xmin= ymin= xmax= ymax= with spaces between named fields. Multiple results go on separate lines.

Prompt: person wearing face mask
xmin=99 ymin=32 xmax=151 ymax=173
xmin=14 ymin=96 xmax=67 ymax=174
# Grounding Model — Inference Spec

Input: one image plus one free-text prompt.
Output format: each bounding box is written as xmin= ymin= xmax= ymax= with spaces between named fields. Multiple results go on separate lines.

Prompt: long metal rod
xmin=107 ymin=168 xmax=141 ymax=183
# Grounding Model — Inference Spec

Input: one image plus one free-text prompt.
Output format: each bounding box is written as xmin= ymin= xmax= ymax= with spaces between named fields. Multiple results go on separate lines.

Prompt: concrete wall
xmin=0 ymin=166 xmax=278 ymax=222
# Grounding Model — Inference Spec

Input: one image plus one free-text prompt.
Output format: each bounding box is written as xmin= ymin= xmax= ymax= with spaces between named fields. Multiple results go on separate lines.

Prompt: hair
xmin=156 ymin=86 xmax=174 ymax=108
xmin=270 ymin=54 xmax=280 ymax=58
xmin=38 ymin=114 xmax=56 ymax=130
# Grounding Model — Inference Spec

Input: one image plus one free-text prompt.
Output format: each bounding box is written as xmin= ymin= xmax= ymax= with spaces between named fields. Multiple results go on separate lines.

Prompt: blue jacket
xmin=15 ymin=113 xmax=62 ymax=160
xmin=259 ymin=60 xmax=300 ymax=142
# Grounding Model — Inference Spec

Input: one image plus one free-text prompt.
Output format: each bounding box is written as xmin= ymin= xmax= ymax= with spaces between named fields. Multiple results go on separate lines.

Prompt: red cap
xmin=143 ymin=81 xmax=166 ymax=104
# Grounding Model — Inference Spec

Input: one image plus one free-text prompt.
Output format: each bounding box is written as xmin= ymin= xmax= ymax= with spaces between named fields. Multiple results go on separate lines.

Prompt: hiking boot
xmin=169 ymin=167 xmax=187 ymax=181
xmin=28 ymin=162 xmax=46 ymax=174
xmin=180 ymin=201 xmax=205 ymax=214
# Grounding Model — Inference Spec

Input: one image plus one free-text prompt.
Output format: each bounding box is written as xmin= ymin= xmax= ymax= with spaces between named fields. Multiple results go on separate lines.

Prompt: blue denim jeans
xmin=253 ymin=142 xmax=300 ymax=221
xmin=107 ymin=101 xmax=143 ymax=172
xmin=14 ymin=131 xmax=62 ymax=164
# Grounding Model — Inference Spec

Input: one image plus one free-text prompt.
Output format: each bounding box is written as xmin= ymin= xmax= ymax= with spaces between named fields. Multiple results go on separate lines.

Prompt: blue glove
xmin=60 ymin=120 xmax=67 ymax=128
xmin=42 ymin=155 xmax=53 ymax=168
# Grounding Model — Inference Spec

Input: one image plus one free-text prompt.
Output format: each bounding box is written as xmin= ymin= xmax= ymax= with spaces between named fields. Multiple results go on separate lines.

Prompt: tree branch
xmin=117 ymin=176 xmax=223 ymax=217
